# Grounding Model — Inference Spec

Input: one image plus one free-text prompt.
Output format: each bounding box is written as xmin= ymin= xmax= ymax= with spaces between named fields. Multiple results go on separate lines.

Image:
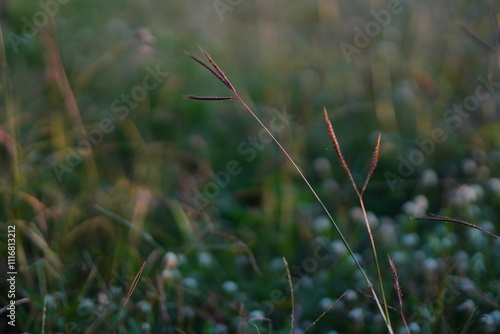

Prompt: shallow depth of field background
xmin=1 ymin=0 xmax=500 ymax=333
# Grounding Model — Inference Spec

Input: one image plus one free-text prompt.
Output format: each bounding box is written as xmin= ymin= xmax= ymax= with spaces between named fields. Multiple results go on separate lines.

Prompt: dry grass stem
xmin=283 ymin=257 xmax=295 ymax=334
xmin=324 ymin=108 xmax=391 ymax=327
xmin=113 ymin=261 xmax=146 ymax=334
xmin=208 ymin=230 xmax=262 ymax=275
xmin=302 ymin=291 xmax=346 ymax=333
xmin=357 ymin=289 xmax=397 ymax=312
xmin=413 ymin=214 xmax=500 ymax=239
xmin=388 ymin=255 xmax=410 ymax=334
xmin=187 ymin=49 xmax=394 ymax=334
xmin=458 ymin=306 xmax=482 ymax=334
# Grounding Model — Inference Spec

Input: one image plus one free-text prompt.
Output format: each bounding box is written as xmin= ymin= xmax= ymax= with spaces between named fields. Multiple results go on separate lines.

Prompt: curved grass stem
xmin=186 ymin=48 xmax=394 ymax=334
xmin=359 ymin=197 xmax=391 ymax=327
xmin=237 ymin=94 xmax=393 ymax=334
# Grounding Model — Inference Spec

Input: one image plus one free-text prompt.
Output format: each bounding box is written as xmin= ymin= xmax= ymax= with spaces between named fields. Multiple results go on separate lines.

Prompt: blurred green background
xmin=1 ymin=0 xmax=500 ymax=333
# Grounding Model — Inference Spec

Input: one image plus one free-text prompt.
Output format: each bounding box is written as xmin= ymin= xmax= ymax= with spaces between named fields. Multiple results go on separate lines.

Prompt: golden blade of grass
xmin=388 ymin=255 xmax=410 ymax=334
xmin=413 ymin=214 xmax=500 ymax=239
xmin=113 ymin=261 xmax=146 ymax=334
xmin=20 ymin=191 xmax=53 ymax=237
xmin=96 ymin=205 xmax=165 ymax=250
xmin=40 ymin=30 xmax=86 ymax=136
xmin=0 ymin=23 xmax=24 ymax=189
xmin=16 ymin=219 xmax=64 ymax=276
xmin=40 ymin=29 xmax=100 ymax=185
xmin=186 ymin=49 xmax=394 ymax=333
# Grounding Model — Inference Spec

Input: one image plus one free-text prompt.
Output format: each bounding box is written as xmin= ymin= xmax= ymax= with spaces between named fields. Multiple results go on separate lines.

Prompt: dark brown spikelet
xmin=388 ymin=255 xmax=410 ymax=334
xmin=413 ymin=214 xmax=500 ymax=240
xmin=361 ymin=132 xmax=381 ymax=195
xmin=323 ymin=108 xmax=351 ymax=178
xmin=198 ymin=46 xmax=235 ymax=93
xmin=185 ymin=50 xmax=235 ymax=93
xmin=388 ymin=256 xmax=403 ymax=310
xmin=185 ymin=52 xmax=229 ymax=88
xmin=185 ymin=95 xmax=236 ymax=101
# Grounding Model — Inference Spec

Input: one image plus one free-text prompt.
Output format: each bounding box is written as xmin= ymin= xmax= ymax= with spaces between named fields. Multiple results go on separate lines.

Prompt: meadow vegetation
xmin=1 ymin=0 xmax=500 ymax=333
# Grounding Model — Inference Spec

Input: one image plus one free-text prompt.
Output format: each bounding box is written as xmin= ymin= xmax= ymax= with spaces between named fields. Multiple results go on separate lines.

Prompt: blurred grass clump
xmin=1 ymin=0 xmax=500 ymax=333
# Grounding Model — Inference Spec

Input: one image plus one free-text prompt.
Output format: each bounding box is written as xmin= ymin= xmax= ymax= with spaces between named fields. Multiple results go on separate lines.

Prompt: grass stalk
xmin=186 ymin=47 xmax=394 ymax=333
xmin=388 ymin=255 xmax=410 ymax=334
xmin=324 ymin=110 xmax=391 ymax=326
xmin=359 ymin=198 xmax=391 ymax=325
xmin=303 ymin=291 xmax=346 ymax=333
xmin=113 ymin=261 xmax=146 ymax=334
xmin=283 ymin=257 xmax=295 ymax=333
xmin=413 ymin=214 xmax=500 ymax=240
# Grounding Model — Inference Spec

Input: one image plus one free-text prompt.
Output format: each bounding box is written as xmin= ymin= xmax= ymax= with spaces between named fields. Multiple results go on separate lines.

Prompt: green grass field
xmin=1 ymin=0 xmax=500 ymax=333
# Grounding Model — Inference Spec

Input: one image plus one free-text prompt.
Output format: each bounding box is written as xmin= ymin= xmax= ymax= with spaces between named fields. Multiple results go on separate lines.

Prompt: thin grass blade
xmin=302 ymin=291 xmax=346 ymax=333
xmin=458 ymin=306 xmax=482 ymax=334
xmin=113 ymin=261 xmax=146 ymax=334
xmin=357 ymin=289 xmax=397 ymax=312
xmin=324 ymin=107 xmax=391 ymax=328
xmin=283 ymin=257 xmax=294 ymax=334
xmin=413 ymin=214 xmax=500 ymax=239
xmin=186 ymin=51 xmax=395 ymax=334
